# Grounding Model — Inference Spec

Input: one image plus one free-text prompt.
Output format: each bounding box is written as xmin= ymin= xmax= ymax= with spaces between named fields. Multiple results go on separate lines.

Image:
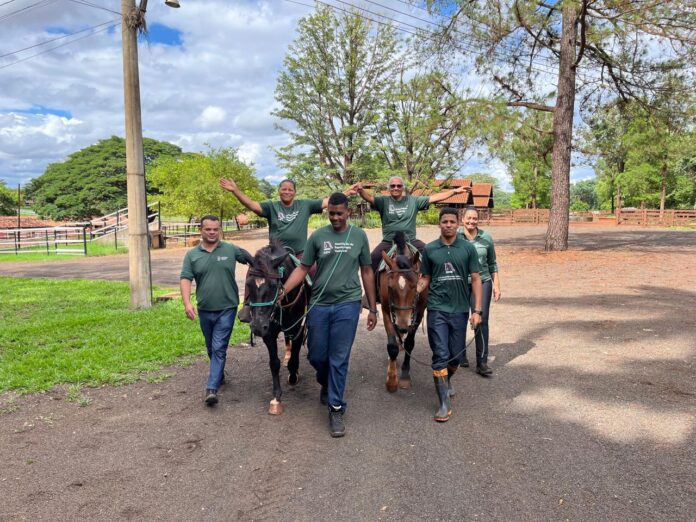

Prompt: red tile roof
xmin=0 ymin=216 xmax=63 ymax=228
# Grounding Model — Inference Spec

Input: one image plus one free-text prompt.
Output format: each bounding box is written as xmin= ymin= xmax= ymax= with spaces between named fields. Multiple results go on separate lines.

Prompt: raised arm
xmin=321 ymin=186 xmax=358 ymax=209
xmin=351 ymin=182 xmax=375 ymax=206
xmin=219 ymin=178 xmax=263 ymax=216
xmin=428 ymin=186 xmax=469 ymax=204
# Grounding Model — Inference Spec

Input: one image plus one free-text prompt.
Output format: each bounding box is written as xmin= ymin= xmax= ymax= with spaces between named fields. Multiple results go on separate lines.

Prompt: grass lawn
xmin=0 ymin=242 xmax=127 ymax=263
xmin=0 ymin=277 xmax=250 ymax=394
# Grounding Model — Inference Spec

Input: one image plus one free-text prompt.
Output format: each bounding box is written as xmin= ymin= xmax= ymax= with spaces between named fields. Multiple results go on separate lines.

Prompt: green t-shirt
xmin=420 ymin=236 xmax=481 ymax=313
xmin=259 ymin=199 xmax=324 ymax=254
xmin=180 ymin=241 xmax=247 ymax=311
xmin=457 ymin=228 xmax=498 ymax=283
xmin=301 ymin=224 xmax=371 ymax=305
xmin=373 ymin=195 xmax=430 ymax=242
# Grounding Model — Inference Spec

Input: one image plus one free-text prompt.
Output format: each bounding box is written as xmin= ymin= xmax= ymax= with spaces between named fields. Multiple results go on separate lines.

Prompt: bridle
xmin=384 ymin=266 xmax=421 ymax=337
xmin=247 ymin=265 xmax=306 ymax=328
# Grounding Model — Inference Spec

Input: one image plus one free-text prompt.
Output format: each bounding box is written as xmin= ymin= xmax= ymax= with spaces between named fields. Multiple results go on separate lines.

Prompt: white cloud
xmin=195 ymin=106 xmax=227 ymax=129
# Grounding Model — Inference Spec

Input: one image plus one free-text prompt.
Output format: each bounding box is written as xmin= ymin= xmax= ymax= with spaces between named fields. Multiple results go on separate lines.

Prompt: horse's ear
xmin=271 ymin=252 xmax=289 ymax=268
xmin=412 ymin=250 xmax=420 ymax=266
xmin=381 ymin=250 xmax=395 ymax=269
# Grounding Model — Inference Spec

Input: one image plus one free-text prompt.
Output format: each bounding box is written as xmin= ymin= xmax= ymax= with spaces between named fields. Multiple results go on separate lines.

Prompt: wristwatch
xmin=472 ymin=310 xmax=482 ymax=315
xmin=369 ymin=308 xmax=378 ymax=314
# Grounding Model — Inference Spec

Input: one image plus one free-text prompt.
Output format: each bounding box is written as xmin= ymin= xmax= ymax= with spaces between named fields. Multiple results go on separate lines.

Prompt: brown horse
xmin=379 ymin=231 xmax=428 ymax=392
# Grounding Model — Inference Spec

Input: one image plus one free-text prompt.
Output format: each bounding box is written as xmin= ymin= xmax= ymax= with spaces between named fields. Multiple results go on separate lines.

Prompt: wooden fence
xmin=463 ymin=208 xmax=696 ymax=227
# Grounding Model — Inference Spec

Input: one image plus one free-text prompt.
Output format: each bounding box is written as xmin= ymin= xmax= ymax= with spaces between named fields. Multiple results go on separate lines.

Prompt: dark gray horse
xmin=246 ymin=240 xmax=308 ymax=415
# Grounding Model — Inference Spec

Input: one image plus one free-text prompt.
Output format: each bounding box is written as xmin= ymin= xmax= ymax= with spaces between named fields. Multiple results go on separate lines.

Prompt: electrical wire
xmin=0 ymin=21 xmax=119 ymax=70
xmin=0 ymin=18 xmax=118 ymax=59
xmin=0 ymin=0 xmax=58 ymax=22
xmin=68 ymin=0 xmax=120 ymax=16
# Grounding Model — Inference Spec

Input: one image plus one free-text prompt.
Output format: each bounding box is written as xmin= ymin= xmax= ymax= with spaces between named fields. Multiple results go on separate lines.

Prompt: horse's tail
xmin=393 ymin=231 xmax=407 ymax=255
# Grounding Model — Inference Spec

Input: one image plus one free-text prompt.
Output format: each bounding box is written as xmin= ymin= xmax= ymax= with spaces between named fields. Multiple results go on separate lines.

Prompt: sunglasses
xmin=389 ymin=184 xmax=403 ymax=188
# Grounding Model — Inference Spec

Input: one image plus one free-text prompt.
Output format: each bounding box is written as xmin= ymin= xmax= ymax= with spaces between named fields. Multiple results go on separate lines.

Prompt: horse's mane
xmin=392 ymin=231 xmax=413 ymax=271
xmin=253 ymin=239 xmax=288 ymax=274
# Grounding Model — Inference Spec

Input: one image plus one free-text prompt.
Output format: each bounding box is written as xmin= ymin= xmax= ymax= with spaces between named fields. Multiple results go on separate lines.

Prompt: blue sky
xmin=0 ymin=0 xmax=598 ymax=196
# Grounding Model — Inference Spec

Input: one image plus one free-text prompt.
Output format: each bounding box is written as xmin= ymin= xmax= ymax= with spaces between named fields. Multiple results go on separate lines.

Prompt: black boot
xmin=447 ymin=365 xmax=457 ymax=397
xmin=433 ymin=369 xmax=451 ymax=422
xmin=329 ymin=408 xmax=345 ymax=437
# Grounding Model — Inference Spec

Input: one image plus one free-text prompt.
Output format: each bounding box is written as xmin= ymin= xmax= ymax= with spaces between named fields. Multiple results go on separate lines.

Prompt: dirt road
xmin=1 ymin=226 xmax=694 ymax=521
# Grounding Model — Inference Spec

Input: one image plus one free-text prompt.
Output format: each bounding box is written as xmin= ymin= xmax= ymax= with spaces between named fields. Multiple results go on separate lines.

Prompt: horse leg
xmin=399 ymin=331 xmax=414 ymax=390
xmin=282 ymin=336 xmax=292 ymax=367
xmin=386 ymin=334 xmax=399 ymax=393
xmin=287 ymin=328 xmax=303 ymax=386
xmin=263 ymin=332 xmax=283 ymax=415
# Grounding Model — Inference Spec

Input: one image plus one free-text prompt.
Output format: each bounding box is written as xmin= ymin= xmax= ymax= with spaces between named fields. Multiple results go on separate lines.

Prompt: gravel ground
xmin=1 ymin=225 xmax=694 ymax=521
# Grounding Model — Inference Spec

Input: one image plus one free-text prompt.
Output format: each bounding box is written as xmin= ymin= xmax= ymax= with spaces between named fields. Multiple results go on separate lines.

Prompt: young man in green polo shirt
xmin=417 ymin=207 xmax=483 ymax=422
xmin=180 ymin=215 xmax=252 ymax=406
xmin=281 ymin=192 xmax=378 ymax=438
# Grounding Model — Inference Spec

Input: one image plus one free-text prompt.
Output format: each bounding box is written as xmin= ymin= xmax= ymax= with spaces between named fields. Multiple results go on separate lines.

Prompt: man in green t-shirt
xmin=220 ymin=177 xmax=355 ymax=323
xmin=352 ymin=176 xmax=469 ymax=273
xmin=417 ymin=207 xmax=482 ymax=422
xmin=281 ymin=193 xmax=378 ymax=438
xmin=180 ymin=215 xmax=252 ymax=407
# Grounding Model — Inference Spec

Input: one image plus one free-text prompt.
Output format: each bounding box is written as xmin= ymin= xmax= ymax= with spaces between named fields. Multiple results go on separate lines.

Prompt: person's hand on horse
xmin=184 ymin=302 xmax=197 ymax=321
xmin=219 ymin=178 xmax=237 ymax=193
xmin=366 ymin=310 xmax=377 ymax=331
xmin=469 ymin=312 xmax=482 ymax=329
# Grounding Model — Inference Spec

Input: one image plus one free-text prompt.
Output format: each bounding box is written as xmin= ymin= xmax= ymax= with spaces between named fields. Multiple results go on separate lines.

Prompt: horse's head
xmin=247 ymin=241 xmax=289 ymax=338
xmin=380 ymin=246 xmax=421 ymax=335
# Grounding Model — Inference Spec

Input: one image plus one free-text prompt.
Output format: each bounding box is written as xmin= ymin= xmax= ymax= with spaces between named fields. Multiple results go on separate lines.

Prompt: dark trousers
xmin=306 ymin=301 xmax=361 ymax=411
xmin=198 ymin=308 xmax=236 ymax=390
xmin=370 ymin=239 xmax=426 ymax=273
xmin=471 ymin=280 xmax=492 ymax=366
xmin=426 ymin=310 xmax=469 ymax=370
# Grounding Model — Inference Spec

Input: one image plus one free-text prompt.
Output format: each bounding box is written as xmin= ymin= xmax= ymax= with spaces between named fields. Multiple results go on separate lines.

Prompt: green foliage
xmin=0 ymin=180 xmax=16 ymax=215
xmin=257 ymin=179 xmax=275 ymax=199
xmin=149 ymin=146 xmax=262 ymax=220
xmin=0 ymin=277 xmax=250 ymax=393
xmin=274 ymin=5 xmax=399 ymax=186
xmin=570 ymin=179 xmax=598 ymax=210
xmin=26 ymin=136 xmax=182 ymax=220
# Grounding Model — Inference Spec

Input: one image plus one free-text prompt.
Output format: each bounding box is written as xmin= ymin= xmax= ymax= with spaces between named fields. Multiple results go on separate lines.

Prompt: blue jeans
xmin=198 ymin=308 xmax=236 ymax=390
xmin=470 ymin=280 xmax=492 ymax=366
xmin=306 ymin=301 xmax=361 ymax=411
xmin=427 ymin=310 xmax=468 ymax=370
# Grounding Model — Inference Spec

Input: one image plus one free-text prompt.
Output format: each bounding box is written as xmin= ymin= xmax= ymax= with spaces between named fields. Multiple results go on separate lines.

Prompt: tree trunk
xmin=544 ymin=5 xmax=579 ymax=251
xmin=659 ymin=161 xmax=667 ymax=219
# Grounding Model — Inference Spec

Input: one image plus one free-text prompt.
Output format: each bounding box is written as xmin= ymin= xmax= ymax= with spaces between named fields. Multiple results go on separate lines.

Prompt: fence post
xmin=642 ymin=208 xmax=648 ymax=227
xmin=116 ymin=211 xmax=120 ymax=251
xmin=83 ymin=226 xmax=88 ymax=256
xmin=45 ymin=229 xmax=50 ymax=255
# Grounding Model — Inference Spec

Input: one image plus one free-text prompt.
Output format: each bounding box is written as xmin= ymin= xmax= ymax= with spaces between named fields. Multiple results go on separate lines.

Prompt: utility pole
xmin=121 ymin=0 xmax=153 ymax=309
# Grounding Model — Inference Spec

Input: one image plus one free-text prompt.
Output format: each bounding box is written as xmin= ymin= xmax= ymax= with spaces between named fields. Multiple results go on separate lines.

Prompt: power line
xmin=285 ymin=0 xmax=559 ymax=76
xmin=0 ymin=21 xmax=119 ymax=70
xmin=68 ymin=0 xmax=120 ymax=16
xmin=0 ymin=0 xmax=58 ymax=22
xmin=0 ymin=19 xmax=118 ymax=59
xmin=0 ymin=0 xmax=20 ymax=7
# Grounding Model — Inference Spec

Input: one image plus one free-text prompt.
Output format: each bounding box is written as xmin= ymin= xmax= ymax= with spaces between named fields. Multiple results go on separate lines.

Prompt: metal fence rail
xmin=0 ymin=226 xmax=88 ymax=255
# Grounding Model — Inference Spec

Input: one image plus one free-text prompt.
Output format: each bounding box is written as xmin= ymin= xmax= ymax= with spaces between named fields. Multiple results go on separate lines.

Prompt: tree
xmin=428 ymin=0 xmax=696 ymax=249
xmin=274 ymin=5 xmax=399 ymax=186
xmin=257 ymin=179 xmax=275 ymax=200
xmin=148 ymin=146 xmax=262 ymax=221
xmin=570 ymin=179 xmax=597 ymax=210
xmin=373 ymin=71 xmax=479 ymax=186
xmin=26 ymin=136 xmax=182 ymax=220
xmin=0 ymin=180 xmax=16 ymax=215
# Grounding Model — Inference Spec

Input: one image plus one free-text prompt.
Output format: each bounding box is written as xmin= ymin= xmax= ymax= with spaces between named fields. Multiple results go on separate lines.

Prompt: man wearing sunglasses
xmin=352 ymin=176 xmax=469 ymax=274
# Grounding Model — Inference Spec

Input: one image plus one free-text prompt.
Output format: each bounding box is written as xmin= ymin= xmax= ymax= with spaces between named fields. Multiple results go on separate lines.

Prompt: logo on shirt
xmin=323 ymin=241 xmax=333 ymax=254
xmin=387 ymin=203 xmax=407 ymax=217
xmin=444 ymin=261 xmax=456 ymax=274
xmin=217 ymin=256 xmax=229 ymax=262
xmin=277 ymin=210 xmax=300 ymax=223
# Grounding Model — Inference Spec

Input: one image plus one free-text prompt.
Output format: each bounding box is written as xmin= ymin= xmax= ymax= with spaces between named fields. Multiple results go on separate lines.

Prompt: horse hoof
xmin=268 ymin=399 xmax=283 ymax=415
xmin=288 ymin=373 xmax=300 ymax=386
xmin=386 ymin=381 xmax=398 ymax=393
xmin=399 ymin=378 xmax=412 ymax=390
xmin=434 ymin=410 xmax=452 ymax=422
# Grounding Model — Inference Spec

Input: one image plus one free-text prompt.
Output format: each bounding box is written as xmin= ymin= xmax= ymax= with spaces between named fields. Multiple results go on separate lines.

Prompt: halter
xmin=384 ymin=267 xmax=421 ymax=335
xmin=248 ymin=266 xmax=285 ymax=308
